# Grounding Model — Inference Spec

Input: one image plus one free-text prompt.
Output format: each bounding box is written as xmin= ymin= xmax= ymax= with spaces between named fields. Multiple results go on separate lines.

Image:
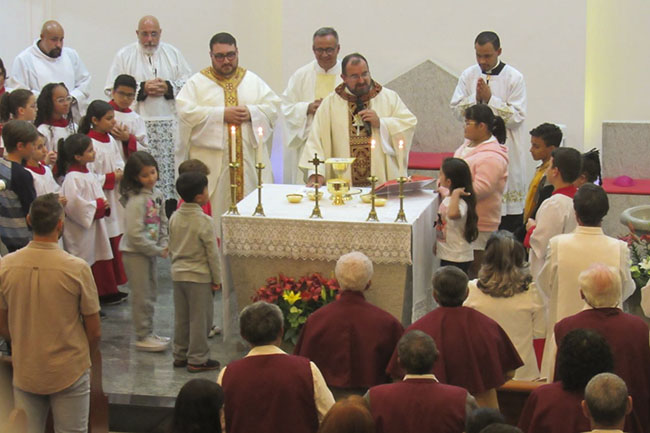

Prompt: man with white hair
xmin=553 ymin=264 xmax=650 ymax=432
xmin=582 ymin=373 xmax=633 ymax=433
xmin=10 ymin=20 xmax=91 ymax=122
xmin=294 ymin=251 xmax=404 ymax=390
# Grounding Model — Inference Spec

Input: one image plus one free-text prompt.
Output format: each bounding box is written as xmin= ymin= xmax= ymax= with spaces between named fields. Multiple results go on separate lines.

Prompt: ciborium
xmin=325 ymin=157 xmax=355 ymax=206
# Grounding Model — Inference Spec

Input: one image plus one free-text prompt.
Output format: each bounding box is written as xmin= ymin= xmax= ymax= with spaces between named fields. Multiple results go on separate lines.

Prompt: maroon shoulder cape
xmin=386 ymin=306 xmax=522 ymax=394
xmin=294 ymin=290 xmax=404 ymax=388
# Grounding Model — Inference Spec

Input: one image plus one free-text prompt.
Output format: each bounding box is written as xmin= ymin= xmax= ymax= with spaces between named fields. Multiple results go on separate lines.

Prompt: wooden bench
xmin=496 ymin=380 xmax=543 ymax=426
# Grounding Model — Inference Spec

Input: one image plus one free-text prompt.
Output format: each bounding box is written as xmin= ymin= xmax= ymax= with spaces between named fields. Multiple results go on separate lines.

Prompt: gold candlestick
xmin=226 ymin=161 xmax=240 ymax=215
xmin=252 ymin=162 xmax=265 ymax=216
xmin=394 ymin=176 xmax=408 ymax=222
xmin=309 ymin=153 xmax=323 ymax=219
xmin=366 ymin=175 xmax=379 ymax=222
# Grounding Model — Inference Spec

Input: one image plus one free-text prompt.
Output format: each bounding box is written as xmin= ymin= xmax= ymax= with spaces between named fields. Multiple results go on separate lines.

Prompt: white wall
xmin=2 ymin=0 xmax=591 ymax=150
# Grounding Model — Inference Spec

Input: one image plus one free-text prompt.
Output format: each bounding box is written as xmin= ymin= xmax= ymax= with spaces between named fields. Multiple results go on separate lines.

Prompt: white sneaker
xmin=135 ymin=335 xmax=170 ymax=352
xmin=208 ymin=326 xmax=222 ymax=338
xmin=152 ymin=334 xmax=171 ymax=343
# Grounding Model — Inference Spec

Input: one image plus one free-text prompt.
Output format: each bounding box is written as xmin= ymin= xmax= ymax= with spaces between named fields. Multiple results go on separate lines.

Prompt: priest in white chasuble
xmin=176 ymin=32 xmax=279 ymax=228
xmin=299 ymin=53 xmax=417 ymax=187
xmin=281 ymin=27 xmax=342 ymax=183
xmin=450 ymin=31 xmax=527 ymax=232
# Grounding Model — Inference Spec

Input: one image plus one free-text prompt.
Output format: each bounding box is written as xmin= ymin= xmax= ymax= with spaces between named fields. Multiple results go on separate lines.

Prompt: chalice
xmin=325 ymin=157 xmax=355 ymax=206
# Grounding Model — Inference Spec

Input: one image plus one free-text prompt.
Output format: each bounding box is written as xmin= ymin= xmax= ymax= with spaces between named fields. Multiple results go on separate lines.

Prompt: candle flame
xmin=371 ymin=139 xmax=376 ymax=149
xmin=258 ymin=127 xmax=263 ymax=136
xmin=231 ymin=125 xmax=236 ymax=133
xmin=399 ymin=140 xmax=404 ymax=149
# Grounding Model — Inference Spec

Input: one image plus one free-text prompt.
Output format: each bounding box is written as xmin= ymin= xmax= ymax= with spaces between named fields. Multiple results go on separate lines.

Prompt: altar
xmin=221 ymin=184 xmax=438 ymax=333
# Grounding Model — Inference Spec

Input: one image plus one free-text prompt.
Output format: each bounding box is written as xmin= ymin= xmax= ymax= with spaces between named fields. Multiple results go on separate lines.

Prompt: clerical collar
xmin=109 ymin=100 xmax=132 ymax=113
xmin=484 ymin=60 xmax=506 ymax=76
xmin=335 ymin=81 xmax=382 ymax=103
xmin=88 ymin=130 xmax=110 ymax=143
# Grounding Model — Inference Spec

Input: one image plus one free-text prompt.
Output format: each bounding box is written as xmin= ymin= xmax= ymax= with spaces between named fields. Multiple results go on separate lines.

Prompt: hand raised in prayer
xmin=359 ymin=108 xmax=380 ymax=128
xmin=476 ymin=78 xmax=491 ymax=104
xmin=160 ymin=248 xmax=169 ymax=259
xmin=224 ymin=106 xmax=251 ymax=125
xmin=58 ymin=195 xmax=68 ymax=207
xmin=44 ymin=150 xmax=57 ymax=166
xmin=111 ymin=124 xmax=130 ymax=142
xmin=307 ymin=98 xmax=323 ymax=115
xmin=114 ymin=169 xmax=124 ymax=182
xmin=144 ymin=78 xmax=167 ymax=97
xmin=306 ymin=174 xmax=326 ymax=188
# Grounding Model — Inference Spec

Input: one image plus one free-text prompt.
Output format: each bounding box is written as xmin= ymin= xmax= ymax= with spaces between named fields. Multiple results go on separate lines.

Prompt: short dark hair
xmin=341 ymin=53 xmax=368 ymax=75
xmin=175 ymin=172 xmax=208 ymax=203
xmin=556 ymin=328 xmax=613 ymax=392
xmin=584 ymin=373 xmax=629 ymax=428
xmin=397 ymin=330 xmax=439 ymax=374
xmin=1 ymin=119 xmax=38 ymax=152
xmin=529 ymin=123 xmax=562 ymax=148
xmin=313 ymin=27 xmax=339 ymax=42
xmin=0 ymin=57 xmax=5 ymax=77
xmin=581 ymin=148 xmax=602 ymax=184
xmin=574 ymin=183 xmax=609 ymax=226
xmin=171 ymin=379 xmax=224 ymax=433
xmin=433 ymin=266 xmax=468 ymax=306
xmin=475 ymin=31 xmax=501 ymax=50
xmin=29 ymin=193 xmax=63 ymax=235
xmin=178 ymin=159 xmax=210 ymax=176
xmin=479 ymin=424 xmax=522 ymax=433
xmin=239 ymin=301 xmax=283 ymax=346
xmin=466 ymin=408 xmax=506 ymax=433
xmin=210 ymin=32 xmax=237 ymax=49
xmin=551 ymin=147 xmax=581 ymax=183
xmin=113 ymin=74 xmax=137 ymax=90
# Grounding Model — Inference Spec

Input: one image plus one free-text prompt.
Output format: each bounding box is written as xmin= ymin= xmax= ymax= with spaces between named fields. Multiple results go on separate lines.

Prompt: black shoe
xmin=187 ymin=359 xmax=220 ymax=373
xmin=173 ymin=359 xmax=188 ymax=368
xmin=100 ymin=291 xmax=129 ymax=306
xmin=99 ymin=310 xmax=107 ymax=318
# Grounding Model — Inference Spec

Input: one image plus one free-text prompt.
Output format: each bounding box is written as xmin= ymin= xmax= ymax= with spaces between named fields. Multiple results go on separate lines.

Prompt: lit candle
xmin=398 ymin=140 xmax=405 ymax=177
xmin=370 ymin=139 xmax=376 ymax=177
xmin=230 ymin=125 xmax=236 ymax=163
xmin=257 ymin=127 xmax=264 ymax=165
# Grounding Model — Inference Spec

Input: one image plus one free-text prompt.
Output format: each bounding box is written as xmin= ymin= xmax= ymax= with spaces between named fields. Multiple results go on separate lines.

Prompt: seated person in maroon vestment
xmin=554 ymin=264 xmax=649 ymax=433
xmin=217 ymin=301 xmax=335 ymax=433
xmin=582 ymin=373 xmax=632 ymax=433
xmin=294 ymin=251 xmax=404 ymax=390
xmin=386 ymin=266 xmax=522 ymax=408
xmin=518 ymin=328 xmax=614 ymax=433
xmin=367 ymin=330 xmax=478 ymax=433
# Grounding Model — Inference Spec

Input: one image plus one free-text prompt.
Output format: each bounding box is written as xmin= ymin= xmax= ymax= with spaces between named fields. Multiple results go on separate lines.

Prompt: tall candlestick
xmin=370 ymin=139 xmax=376 ymax=176
xmin=230 ymin=125 xmax=236 ymax=163
xmin=256 ymin=127 xmax=264 ymax=165
xmin=398 ymin=140 xmax=405 ymax=176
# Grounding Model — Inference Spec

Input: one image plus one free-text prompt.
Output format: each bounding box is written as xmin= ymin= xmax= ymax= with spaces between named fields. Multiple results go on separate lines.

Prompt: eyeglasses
xmin=345 ymin=71 xmax=370 ymax=81
xmin=464 ymin=120 xmax=478 ymax=126
xmin=55 ymin=96 xmax=74 ymax=104
xmin=313 ymin=47 xmax=337 ymax=55
xmin=115 ymin=90 xmax=136 ymax=99
xmin=212 ymin=51 xmax=237 ymax=62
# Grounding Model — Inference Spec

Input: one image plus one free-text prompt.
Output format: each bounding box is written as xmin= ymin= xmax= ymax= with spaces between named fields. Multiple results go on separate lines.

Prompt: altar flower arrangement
xmin=620 ymin=230 xmax=650 ymax=289
xmin=252 ymin=273 xmax=340 ymax=344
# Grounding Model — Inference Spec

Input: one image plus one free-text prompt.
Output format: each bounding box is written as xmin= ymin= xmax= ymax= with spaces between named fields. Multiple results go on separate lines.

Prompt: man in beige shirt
xmin=0 ymin=193 xmax=101 ymax=433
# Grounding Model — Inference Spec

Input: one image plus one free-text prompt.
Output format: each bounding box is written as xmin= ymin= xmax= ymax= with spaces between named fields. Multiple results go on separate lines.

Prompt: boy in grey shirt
xmin=169 ymin=172 xmax=221 ymax=372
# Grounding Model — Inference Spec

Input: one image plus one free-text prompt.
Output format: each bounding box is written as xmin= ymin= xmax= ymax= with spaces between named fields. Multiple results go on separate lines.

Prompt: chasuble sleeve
xmin=299 ymin=97 xmax=332 ymax=173
xmin=244 ymin=76 xmax=281 ymax=129
xmin=487 ymin=73 xmax=526 ymax=128
xmin=376 ymin=91 xmax=417 ymax=157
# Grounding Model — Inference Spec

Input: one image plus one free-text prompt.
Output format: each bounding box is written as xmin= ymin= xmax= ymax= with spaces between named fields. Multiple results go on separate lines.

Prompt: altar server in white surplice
xmin=299 ymin=53 xmax=417 ymax=187
xmin=104 ymin=16 xmax=192 ymax=210
xmin=281 ymin=27 xmax=342 ymax=183
xmin=10 ymin=21 xmax=91 ymax=123
xmin=450 ymin=31 xmax=527 ymax=233
xmin=176 ymin=32 xmax=279 ymax=229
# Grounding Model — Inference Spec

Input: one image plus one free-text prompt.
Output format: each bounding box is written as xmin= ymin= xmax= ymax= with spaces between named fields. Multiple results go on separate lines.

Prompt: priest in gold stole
xmin=299 ymin=53 xmax=417 ymax=187
xmin=176 ymin=32 xmax=279 ymax=229
xmin=281 ymin=27 xmax=342 ymax=184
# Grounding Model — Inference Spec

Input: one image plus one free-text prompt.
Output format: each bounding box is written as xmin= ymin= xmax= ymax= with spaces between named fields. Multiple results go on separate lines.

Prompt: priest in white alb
xmin=176 ymin=32 xmax=279 ymax=228
xmin=281 ymin=27 xmax=342 ymax=183
xmin=450 ymin=31 xmax=527 ymax=233
xmin=10 ymin=20 xmax=91 ymax=123
xmin=299 ymin=53 xmax=417 ymax=187
xmin=104 ymin=15 xmax=192 ymax=215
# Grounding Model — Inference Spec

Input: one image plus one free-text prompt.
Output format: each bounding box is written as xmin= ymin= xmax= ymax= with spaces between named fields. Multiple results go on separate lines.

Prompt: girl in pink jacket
xmin=454 ymin=104 xmax=509 ymax=277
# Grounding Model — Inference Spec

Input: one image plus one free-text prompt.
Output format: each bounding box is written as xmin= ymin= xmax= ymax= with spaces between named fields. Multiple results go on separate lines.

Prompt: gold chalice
xmin=325 ymin=157 xmax=356 ymax=205
xmin=327 ymin=179 xmax=350 ymax=205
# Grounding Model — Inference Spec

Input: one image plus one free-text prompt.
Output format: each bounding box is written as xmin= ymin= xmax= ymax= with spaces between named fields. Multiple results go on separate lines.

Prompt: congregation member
xmin=318 ymin=396 xmax=375 ymax=433
xmin=518 ymin=329 xmax=613 ymax=433
xmin=536 ymin=184 xmax=635 ymax=379
xmin=109 ymin=74 xmax=148 ymax=157
xmin=553 ymin=264 xmax=649 ymax=432
xmin=217 ymin=301 xmax=335 ymax=433
xmin=526 ymin=147 xmax=581 ymax=277
xmin=299 ymin=52 xmax=417 ymax=186
xmin=0 ymin=120 xmax=37 ymax=252
xmin=171 ymin=379 xmax=224 ymax=433
xmin=176 ymin=32 xmax=279 ymax=227
xmin=368 ymin=330 xmax=477 ymax=433
xmin=582 ymin=373 xmax=634 ymax=433
xmin=387 ymin=266 xmax=522 ymax=408
xmin=34 ymin=82 xmax=77 ymax=152
xmin=574 ymin=148 xmax=601 ymax=187
xmin=10 ymin=20 xmax=91 ymax=122
xmin=463 ymin=231 xmax=545 ymax=381
xmin=294 ymin=251 xmax=404 ymax=390
xmin=105 ymin=16 xmax=192 ymax=216
xmin=281 ymin=27 xmax=341 ymax=183
xmin=0 ymin=194 xmax=101 ymax=433
xmin=450 ymin=31 xmax=527 ymax=233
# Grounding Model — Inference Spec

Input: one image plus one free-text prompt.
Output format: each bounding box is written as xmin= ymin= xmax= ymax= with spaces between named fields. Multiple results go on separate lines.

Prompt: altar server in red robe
xmin=553 ymin=264 xmax=649 ymax=433
xmin=294 ymin=251 xmax=404 ymax=390
xmin=368 ymin=330 xmax=477 ymax=433
xmin=386 ymin=266 xmax=522 ymax=408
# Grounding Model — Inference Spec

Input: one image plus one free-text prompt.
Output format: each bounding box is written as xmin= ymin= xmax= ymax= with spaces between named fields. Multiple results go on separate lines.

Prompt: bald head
xmin=582 ymin=373 xmax=631 ymax=429
xmin=579 ymin=263 xmax=621 ymax=308
xmin=39 ymin=20 xmax=64 ymax=58
xmin=137 ymin=16 xmax=161 ymax=53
